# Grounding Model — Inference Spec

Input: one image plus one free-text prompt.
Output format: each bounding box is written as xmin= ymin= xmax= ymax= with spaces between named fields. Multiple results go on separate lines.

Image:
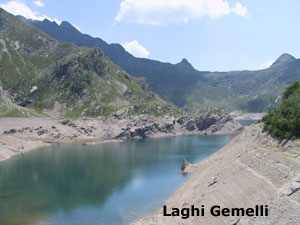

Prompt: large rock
xmin=113 ymin=108 xmax=129 ymax=119
xmin=158 ymin=122 xmax=174 ymax=133
xmin=176 ymin=116 xmax=189 ymax=125
xmin=59 ymin=120 xmax=70 ymax=125
xmin=3 ymin=129 xmax=17 ymax=135
xmin=186 ymin=120 xmax=196 ymax=131
xmin=181 ymin=158 xmax=191 ymax=172
xmin=135 ymin=125 xmax=155 ymax=138
xmin=195 ymin=116 xmax=217 ymax=131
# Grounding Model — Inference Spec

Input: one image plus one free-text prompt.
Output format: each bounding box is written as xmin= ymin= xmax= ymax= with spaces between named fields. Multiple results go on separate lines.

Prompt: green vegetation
xmin=1 ymin=108 xmax=24 ymax=117
xmin=0 ymin=9 xmax=180 ymax=118
xmin=262 ymin=81 xmax=300 ymax=139
xmin=26 ymin=18 xmax=300 ymax=113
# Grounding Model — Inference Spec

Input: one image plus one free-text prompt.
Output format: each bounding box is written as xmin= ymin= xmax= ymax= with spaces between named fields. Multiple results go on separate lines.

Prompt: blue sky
xmin=0 ymin=0 xmax=299 ymax=71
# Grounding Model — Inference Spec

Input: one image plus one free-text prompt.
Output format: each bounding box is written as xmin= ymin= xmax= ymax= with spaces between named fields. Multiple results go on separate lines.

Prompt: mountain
xmin=21 ymin=18 xmax=300 ymax=113
xmin=271 ymin=53 xmax=296 ymax=68
xmin=187 ymin=53 xmax=300 ymax=112
xmin=21 ymin=17 xmax=209 ymax=107
xmin=0 ymin=9 xmax=179 ymax=118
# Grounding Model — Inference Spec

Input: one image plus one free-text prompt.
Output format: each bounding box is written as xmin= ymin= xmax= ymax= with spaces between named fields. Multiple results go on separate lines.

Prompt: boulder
xmin=113 ymin=108 xmax=129 ymax=119
xmin=60 ymin=120 xmax=70 ymax=125
xmin=158 ymin=123 xmax=173 ymax=133
xmin=37 ymin=129 xmax=48 ymax=136
xmin=176 ymin=117 xmax=186 ymax=124
xmin=181 ymin=158 xmax=191 ymax=172
xmin=68 ymin=122 xmax=77 ymax=128
xmin=186 ymin=120 xmax=196 ymax=131
xmin=3 ymin=129 xmax=17 ymax=135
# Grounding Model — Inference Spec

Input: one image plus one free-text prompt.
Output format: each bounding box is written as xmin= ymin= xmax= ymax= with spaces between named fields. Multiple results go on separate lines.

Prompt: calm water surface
xmin=0 ymin=135 xmax=229 ymax=225
xmin=238 ymin=120 xmax=257 ymax=126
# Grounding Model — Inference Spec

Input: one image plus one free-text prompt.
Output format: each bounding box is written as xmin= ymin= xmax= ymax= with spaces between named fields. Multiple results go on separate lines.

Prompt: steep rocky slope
xmin=0 ymin=8 xmax=178 ymax=117
xmin=133 ymin=123 xmax=300 ymax=225
xmin=23 ymin=18 xmax=300 ymax=112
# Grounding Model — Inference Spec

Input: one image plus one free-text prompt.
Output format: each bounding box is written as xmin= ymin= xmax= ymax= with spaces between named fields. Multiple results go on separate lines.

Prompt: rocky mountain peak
xmin=60 ymin=21 xmax=75 ymax=29
xmin=271 ymin=53 xmax=296 ymax=67
xmin=178 ymin=58 xmax=194 ymax=69
xmin=42 ymin=18 xmax=54 ymax=24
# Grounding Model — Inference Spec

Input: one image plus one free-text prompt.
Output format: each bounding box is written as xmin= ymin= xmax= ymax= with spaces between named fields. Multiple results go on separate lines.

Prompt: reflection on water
xmin=0 ymin=135 xmax=229 ymax=225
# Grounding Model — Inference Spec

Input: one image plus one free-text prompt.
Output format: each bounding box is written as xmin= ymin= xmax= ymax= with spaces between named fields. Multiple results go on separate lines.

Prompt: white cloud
xmin=33 ymin=0 xmax=44 ymax=7
xmin=260 ymin=59 xmax=275 ymax=69
xmin=0 ymin=1 xmax=61 ymax=24
xmin=122 ymin=40 xmax=150 ymax=58
xmin=115 ymin=0 xmax=248 ymax=25
xmin=231 ymin=3 xmax=247 ymax=16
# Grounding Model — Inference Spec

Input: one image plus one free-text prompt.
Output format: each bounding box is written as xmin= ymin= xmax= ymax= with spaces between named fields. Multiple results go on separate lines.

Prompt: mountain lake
xmin=0 ymin=135 xmax=229 ymax=225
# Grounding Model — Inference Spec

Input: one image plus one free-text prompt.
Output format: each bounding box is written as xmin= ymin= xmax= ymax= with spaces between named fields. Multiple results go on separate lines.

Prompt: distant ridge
xmin=21 ymin=16 xmax=300 ymax=113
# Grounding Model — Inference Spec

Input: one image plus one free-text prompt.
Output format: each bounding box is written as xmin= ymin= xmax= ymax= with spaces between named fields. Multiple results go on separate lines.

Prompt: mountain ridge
xmin=0 ymin=9 xmax=180 ymax=118
xmin=19 ymin=15 xmax=300 ymax=113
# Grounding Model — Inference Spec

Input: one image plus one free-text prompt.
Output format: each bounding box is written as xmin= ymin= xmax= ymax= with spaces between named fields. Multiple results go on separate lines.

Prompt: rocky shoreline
xmin=132 ymin=123 xmax=300 ymax=225
xmin=0 ymin=112 xmax=241 ymax=162
xmin=229 ymin=111 xmax=267 ymax=120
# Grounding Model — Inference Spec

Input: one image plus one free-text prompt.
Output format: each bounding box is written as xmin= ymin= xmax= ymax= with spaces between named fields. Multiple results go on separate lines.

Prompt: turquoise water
xmin=238 ymin=120 xmax=257 ymax=126
xmin=0 ymin=135 xmax=229 ymax=225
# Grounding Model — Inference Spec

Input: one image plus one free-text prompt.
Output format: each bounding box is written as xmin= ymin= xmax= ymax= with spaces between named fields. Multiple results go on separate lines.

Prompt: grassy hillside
xmin=24 ymin=18 xmax=300 ymax=113
xmin=186 ymin=56 xmax=300 ymax=113
xmin=21 ymin=17 xmax=208 ymax=107
xmin=262 ymin=81 xmax=300 ymax=140
xmin=0 ymin=8 xmax=180 ymax=118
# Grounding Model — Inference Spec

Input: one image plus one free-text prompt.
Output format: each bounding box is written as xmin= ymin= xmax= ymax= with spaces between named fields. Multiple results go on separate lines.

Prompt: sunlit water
xmin=0 ymin=135 xmax=229 ymax=225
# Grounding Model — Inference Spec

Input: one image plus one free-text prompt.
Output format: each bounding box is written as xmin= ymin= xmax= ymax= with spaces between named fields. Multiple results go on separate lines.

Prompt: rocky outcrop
xmin=3 ymin=128 xmax=17 ymax=135
xmin=195 ymin=116 xmax=216 ymax=130
xmin=0 ymin=111 xmax=241 ymax=161
xmin=181 ymin=158 xmax=192 ymax=174
xmin=115 ymin=118 xmax=175 ymax=139
xmin=115 ymin=111 xmax=241 ymax=140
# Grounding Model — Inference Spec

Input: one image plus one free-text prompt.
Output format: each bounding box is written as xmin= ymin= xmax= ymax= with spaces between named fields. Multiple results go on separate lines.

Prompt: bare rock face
xmin=174 ymin=110 xmax=239 ymax=134
xmin=195 ymin=116 xmax=217 ymax=131
xmin=115 ymin=117 xmax=175 ymax=139
xmin=114 ymin=111 xmax=240 ymax=140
